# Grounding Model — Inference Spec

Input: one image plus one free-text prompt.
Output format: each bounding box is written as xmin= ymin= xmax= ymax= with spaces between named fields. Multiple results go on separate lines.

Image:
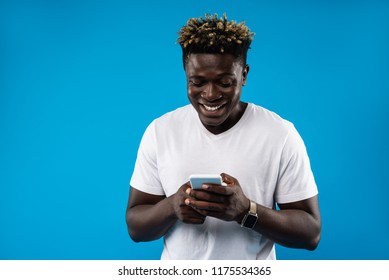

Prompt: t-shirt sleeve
xmin=274 ymin=124 xmax=318 ymax=204
xmin=130 ymin=121 xmax=165 ymax=196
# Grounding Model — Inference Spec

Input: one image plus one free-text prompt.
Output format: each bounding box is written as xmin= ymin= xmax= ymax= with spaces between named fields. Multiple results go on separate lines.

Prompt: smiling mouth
xmin=201 ymin=103 xmax=226 ymax=112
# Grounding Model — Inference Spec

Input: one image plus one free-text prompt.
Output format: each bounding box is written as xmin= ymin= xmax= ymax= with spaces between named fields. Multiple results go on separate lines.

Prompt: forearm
xmin=185 ymin=175 xmax=321 ymax=250
xmin=253 ymin=204 xmax=321 ymax=250
xmin=126 ymin=196 xmax=177 ymax=242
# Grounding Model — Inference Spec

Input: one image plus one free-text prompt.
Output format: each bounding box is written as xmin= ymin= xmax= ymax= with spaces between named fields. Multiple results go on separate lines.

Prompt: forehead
xmin=185 ymin=53 xmax=242 ymax=76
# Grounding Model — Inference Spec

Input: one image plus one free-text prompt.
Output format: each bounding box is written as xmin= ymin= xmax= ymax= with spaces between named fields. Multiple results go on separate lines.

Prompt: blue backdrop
xmin=1 ymin=0 xmax=388 ymax=260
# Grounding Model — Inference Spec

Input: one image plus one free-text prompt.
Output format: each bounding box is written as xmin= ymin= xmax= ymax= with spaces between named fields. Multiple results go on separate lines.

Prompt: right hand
xmin=171 ymin=182 xmax=206 ymax=224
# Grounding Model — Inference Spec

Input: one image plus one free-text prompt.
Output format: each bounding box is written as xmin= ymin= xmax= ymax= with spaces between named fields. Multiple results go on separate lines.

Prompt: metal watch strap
xmin=240 ymin=200 xmax=258 ymax=228
xmin=249 ymin=200 xmax=256 ymax=215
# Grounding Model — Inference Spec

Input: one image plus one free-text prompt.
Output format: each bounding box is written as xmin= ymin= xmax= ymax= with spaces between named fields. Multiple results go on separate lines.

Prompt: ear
xmin=242 ymin=64 xmax=250 ymax=86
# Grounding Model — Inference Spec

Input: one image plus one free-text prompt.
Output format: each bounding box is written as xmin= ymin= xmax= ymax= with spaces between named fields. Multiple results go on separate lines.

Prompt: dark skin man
xmin=126 ymin=53 xmax=321 ymax=250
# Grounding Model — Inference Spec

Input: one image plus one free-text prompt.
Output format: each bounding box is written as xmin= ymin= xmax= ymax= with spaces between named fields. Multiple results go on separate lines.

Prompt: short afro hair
xmin=177 ymin=13 xmax=254 ymax=67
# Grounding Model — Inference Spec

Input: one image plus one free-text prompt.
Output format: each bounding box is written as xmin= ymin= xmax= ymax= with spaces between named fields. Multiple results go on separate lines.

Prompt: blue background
xmin=1 ymin=0 xmax=388 ymax=260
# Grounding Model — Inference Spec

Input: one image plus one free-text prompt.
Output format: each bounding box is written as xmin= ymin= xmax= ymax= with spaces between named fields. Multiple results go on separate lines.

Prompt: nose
xmin=201 ymin=83 xmax=222 ymax=101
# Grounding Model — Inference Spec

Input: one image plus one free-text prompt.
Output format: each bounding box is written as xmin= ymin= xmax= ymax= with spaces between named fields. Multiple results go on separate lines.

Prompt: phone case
xmin=189 ymin=174 xmax=222 ymax=189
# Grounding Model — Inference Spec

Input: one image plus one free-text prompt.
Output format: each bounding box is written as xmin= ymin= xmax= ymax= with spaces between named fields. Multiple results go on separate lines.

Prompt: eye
xmin=218 ymin=79 xmax=234 ymax=88
xmin=189 ymin=79 xmax=206 ymax=87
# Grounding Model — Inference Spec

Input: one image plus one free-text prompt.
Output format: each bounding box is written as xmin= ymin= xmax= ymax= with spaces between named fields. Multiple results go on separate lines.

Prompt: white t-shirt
xmin=130 ymin=103 xmax=318 ymax=260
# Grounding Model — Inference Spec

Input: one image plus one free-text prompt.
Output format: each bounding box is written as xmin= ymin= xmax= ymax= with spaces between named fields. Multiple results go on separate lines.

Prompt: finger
xmin=187 ymin=188 xmax=227 ymax=203
xmin=202 ymin=183 xmax=233 ymax=195
xmin=189 ymin=208 xmax=211 ymax=217
xmin=186 ymin=208 xmax=206 ymax=219
xmin=180 ymin=202 xmax=204 ymax=214
xmin=179 ymin=205 xmax=206 ymax=219
xmin=183 ymin=181 xmax=192 ymax=190
xmin=180 ymin=214 xmax=205 ymax=224
xmin=186 ymin=199 xmax=225 ymax=212
xmin=184 ymin=218 xmax=205 ymax=224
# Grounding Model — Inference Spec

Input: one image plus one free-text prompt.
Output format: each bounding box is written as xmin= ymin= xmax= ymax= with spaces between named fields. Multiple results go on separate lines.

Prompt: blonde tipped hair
xmin=177 ymin=13 xmax=255 ymax=66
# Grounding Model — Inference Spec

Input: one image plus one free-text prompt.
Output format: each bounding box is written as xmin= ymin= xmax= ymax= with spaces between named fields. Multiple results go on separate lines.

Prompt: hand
xmin=184 ymin=173 xmax=250 ymax=223
xmin=171 ymin=182 xmax=206 ymax=224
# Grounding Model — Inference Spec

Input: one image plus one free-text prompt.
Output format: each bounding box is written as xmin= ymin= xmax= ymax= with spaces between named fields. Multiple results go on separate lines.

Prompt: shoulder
xmin=245 ymin=103 xmax=294 ymax=136
xmin=135 ymin=105 xmax=194 ymax=159
xmin=153 ymin=105 xmax=194 ymax=127
xmin=248 ymin=104 xmax=310 ymax=159
xmin=144 ymin=105 xmax=195 ymax=139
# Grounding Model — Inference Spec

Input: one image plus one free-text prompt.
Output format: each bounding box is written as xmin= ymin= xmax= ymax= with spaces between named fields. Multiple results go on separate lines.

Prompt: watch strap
xmin=248 ymin=200 xmax=257 ymax=215
xmin=240 ymin=200 xmax=258 ymax=228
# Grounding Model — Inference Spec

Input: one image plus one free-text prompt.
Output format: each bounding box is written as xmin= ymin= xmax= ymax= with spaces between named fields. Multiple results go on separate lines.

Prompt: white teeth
xmin=203 ymin=104 xmax=223 ymax=111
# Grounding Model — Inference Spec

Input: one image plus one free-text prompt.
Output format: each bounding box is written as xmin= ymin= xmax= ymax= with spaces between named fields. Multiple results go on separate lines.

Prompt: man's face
xmin=185 ymin=53 xmax=249 ymax=134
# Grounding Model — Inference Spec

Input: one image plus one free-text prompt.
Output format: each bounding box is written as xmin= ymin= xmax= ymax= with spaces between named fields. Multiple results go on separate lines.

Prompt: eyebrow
xmin=188 ymin=73 xmax=236 ymax=79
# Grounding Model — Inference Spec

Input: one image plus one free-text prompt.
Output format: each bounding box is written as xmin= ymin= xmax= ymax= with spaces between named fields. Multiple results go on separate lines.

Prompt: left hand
xmin=185 ymin=173 xmax=250 ymax=223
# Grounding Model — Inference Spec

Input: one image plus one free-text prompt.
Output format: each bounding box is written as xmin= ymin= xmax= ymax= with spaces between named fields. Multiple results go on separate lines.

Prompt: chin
xmin=200 ymin=117 xmax=226 ymax=127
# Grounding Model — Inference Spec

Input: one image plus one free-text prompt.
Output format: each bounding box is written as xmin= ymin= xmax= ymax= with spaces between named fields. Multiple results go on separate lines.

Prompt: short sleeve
xmin=130 ymin=121 xmax=165 ymax=196
xmin=274 ymin=125 xmax=318 ymax=204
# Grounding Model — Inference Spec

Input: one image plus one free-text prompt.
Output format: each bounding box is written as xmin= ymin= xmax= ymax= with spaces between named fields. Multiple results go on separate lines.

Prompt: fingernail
xmin=202 ymin=184 xmax=209 ymax=190
xmin=186 ymin=188 xmax=191 ymax=195
xmin=185 ymin=199 xmax=190 ymax=205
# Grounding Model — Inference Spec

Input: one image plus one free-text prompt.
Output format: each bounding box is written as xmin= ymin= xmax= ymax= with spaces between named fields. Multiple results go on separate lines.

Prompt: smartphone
xmin=189 ymin=174 xmax=224 ymax=189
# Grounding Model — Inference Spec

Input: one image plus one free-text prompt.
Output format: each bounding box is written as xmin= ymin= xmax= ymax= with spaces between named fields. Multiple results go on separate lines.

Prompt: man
xmin=126 ymin=13 xmax=321 ymax=260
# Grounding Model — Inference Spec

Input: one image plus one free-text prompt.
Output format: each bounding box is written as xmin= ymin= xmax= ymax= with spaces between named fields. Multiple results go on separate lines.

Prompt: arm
xmin=252 ymin=195 xmax=321 ymax=250
xmin=185 ymin=173 xmax=321 ymax=250
xmin=126 ymin=183 xmax=206 ymax=242
xmin=126 ymin=121 xmax=206 ymax=242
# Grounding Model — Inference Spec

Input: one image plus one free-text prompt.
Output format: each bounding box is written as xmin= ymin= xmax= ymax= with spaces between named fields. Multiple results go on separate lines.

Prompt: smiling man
xmin=126 ymin=14 xmax=321 ymax=260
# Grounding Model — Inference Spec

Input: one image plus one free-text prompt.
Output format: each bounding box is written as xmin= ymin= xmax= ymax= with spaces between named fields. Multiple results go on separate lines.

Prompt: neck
xmin=204 ymin=101 xmax=248 ymax=135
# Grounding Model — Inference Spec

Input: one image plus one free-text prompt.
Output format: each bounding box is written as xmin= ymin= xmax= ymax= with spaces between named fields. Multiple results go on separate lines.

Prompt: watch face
xmin=244 ymin=214 xmax=258 ymax=228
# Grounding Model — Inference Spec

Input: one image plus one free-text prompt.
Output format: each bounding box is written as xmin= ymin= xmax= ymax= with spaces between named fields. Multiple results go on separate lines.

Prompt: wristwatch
xmin=240 ymin=200 xmax=258 ymax=228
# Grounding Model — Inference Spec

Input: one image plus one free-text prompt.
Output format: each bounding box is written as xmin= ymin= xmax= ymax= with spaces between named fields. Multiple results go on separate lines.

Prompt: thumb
xmin=220 ymin=173 xmax=235 ymax=185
